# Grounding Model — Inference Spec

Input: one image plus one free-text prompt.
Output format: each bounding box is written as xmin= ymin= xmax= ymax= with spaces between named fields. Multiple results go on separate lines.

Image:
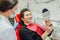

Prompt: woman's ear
xmin=0 ymin=11 xmax=6 ymax=14
xmin=0 ymin=11 xmax=2 ymax=14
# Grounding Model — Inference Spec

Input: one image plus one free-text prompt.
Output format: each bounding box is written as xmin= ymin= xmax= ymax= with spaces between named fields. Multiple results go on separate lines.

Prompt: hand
xmin=45 ymin=20 xmax=52 ymax=26
xmin=41 ymin=25 xmax=53 ymax=40
xmin=45 ymin=20 xmax=53 ymax=34
xmin=41 ymin=20 xmax=53 ymax=40
xmin=45 ymin=26 xmax=53 ymax=35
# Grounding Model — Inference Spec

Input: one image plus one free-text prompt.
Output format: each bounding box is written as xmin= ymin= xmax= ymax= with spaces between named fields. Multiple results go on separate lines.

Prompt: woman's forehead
xmin=24 ymin=11 xmax=31 ymax=15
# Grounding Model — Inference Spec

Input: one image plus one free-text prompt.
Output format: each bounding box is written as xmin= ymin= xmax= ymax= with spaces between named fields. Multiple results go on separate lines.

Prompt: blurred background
xmin=9 ymin=0 xmax=60 ymax=40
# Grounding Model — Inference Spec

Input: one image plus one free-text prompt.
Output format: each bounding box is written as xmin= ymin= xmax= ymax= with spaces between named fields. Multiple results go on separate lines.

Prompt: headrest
xmin=15 ymin=14 xmax=21 ymax=23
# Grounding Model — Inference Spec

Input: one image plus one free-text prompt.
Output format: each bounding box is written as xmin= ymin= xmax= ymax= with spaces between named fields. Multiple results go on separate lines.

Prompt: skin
xmin=21 ymin=11 xmax=53 ymax=40
xmin=21 ymin=11 xmax=32 ymax=25
xmin=0 ymin=4 xmax=18 ymax=19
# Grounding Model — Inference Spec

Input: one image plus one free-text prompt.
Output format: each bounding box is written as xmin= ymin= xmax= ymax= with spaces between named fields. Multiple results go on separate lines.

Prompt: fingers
xmin=45 ymin=20 xmax=52 ymax=26
xmin=46 ymin=26 xmax=52 ymax=30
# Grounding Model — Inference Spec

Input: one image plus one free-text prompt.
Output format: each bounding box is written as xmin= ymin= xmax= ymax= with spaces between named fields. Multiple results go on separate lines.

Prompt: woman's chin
xmin=27 ymin=20 xmax=32 ymax=23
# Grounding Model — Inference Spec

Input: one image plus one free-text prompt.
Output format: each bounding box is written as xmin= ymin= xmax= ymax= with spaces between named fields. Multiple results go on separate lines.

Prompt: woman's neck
xmin=24 ymin=21 xmax=30 ymax=26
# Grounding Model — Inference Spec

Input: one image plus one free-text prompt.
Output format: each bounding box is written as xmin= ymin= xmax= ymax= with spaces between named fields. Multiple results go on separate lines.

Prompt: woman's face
xmin=22 ymin=11 xmax=32 ymax=24
xmin=11 ymin=4 xmax=18 ymax=14
xmin=9 ymin=4 xmax=18 ymax=18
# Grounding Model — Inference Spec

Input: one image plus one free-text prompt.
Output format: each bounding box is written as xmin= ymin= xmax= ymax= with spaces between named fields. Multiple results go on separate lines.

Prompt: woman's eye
xmin=26 ymin=15 xmax=29 ymax=16
xmin=25 ymin=13 xmax=32 ymax=17
xmin=30 ymin=14 xmax=32 ymax=15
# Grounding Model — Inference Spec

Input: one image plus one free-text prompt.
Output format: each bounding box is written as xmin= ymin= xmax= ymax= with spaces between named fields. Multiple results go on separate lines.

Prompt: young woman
xmin=0 ymin=0 xmax=18 ymax=40
xmin=16 ymin=8 xmax=53 ymax=40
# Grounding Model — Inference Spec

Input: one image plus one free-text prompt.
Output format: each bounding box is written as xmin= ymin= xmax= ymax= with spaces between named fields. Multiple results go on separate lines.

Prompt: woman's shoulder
xmin=31 ymin=23 xmax=46 ymax=31
xmin=20 ymin=27 xmax=26 ymax=31
xmin=20 ymin=25 xmax=28 ymax=32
